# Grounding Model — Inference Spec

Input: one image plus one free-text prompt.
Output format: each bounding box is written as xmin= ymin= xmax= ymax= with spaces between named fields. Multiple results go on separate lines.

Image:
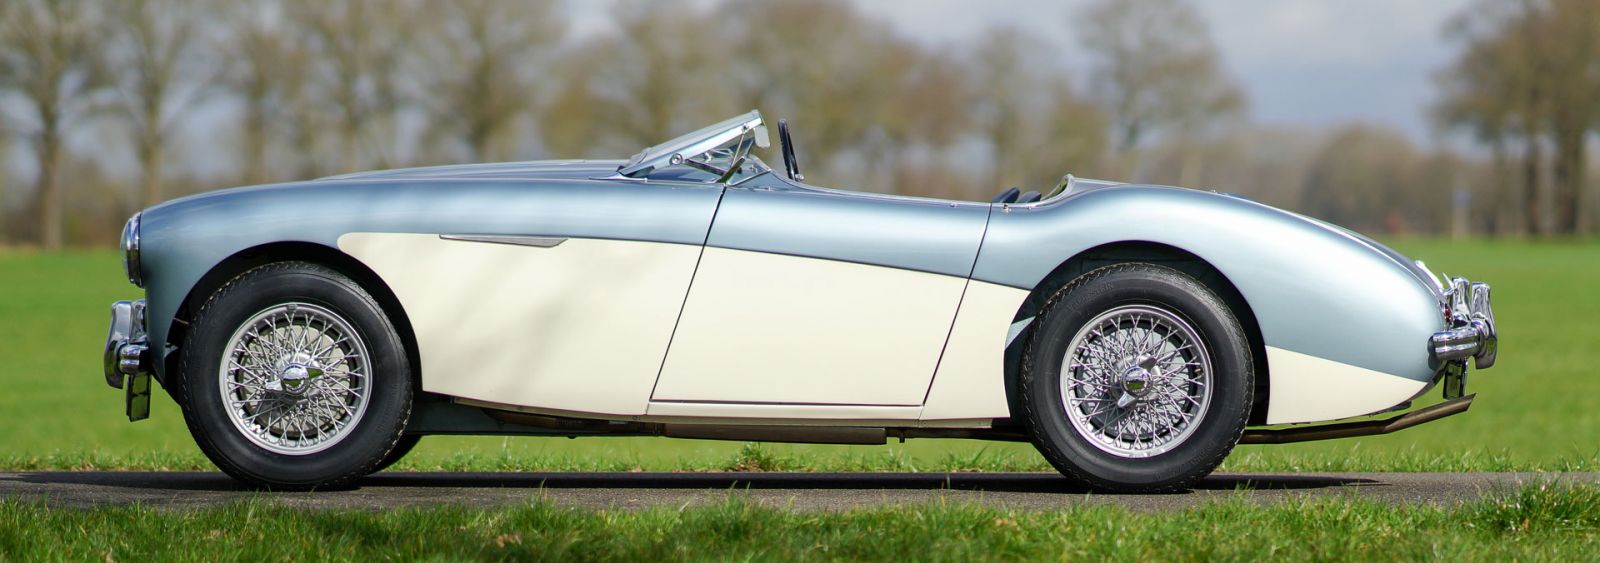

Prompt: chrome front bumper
xmin=104 ymin=299 xmax=153 ymax=421
xmin=1429 ymin=277 xmax=1497 ymax=370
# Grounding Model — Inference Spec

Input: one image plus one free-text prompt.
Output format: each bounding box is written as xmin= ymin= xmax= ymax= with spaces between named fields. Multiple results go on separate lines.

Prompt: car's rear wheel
xmin=1021 ymin=263 xmax=1253 ymax=492
xmin=175 ymin=262 xmax=413 ymax=490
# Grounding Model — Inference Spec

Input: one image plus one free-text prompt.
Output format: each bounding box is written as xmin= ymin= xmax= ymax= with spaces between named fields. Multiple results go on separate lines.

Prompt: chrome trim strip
xmin=122 ymin=213 xmax=142 ymax=287
xmin=439 ymin=234 xmax=567 ymax=248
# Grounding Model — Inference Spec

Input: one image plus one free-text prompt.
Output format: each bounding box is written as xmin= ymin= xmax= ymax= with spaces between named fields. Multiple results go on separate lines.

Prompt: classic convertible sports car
xmin=103 ymin=111 xmax=1498 ymax=491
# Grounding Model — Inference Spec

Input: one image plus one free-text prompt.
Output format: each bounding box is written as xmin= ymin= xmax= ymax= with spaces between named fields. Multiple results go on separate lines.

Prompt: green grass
xmin=4 ymin=483 xmax=1600 ymax=560
xmin=0 ymin=239 xmax=1595 ymax=472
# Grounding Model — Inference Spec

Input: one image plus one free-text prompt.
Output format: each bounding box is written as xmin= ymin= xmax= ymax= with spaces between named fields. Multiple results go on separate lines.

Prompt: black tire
xmin=174 ymin=262 xmax=413 ymax=490
xmin=369 ymin=434 xmax=422 ymax=474
xmin=1021 ymin=263 xmax=1253 ymax=493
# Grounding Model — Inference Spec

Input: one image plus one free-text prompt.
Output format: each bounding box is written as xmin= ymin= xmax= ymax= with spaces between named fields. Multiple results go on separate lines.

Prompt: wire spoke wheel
xmin=218 ymin=302 xmax=371 ymax=455
xmin=1059 ymin=304 xmax=1213 ymax=458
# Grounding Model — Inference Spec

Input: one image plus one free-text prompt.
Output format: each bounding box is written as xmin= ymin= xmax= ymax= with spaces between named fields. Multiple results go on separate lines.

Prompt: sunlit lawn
xmin=7 ymin=483 xmax=1600 ymax=560
xmin=0 ymin=239 xmax=1593 ymax=472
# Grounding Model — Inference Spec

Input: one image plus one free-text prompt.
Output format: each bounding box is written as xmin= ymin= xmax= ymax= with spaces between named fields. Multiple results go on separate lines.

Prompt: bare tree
xmin=967 ymin=29 xmax=1106 ymax=193
xmin=0 ymin=0 xmax=107 ymax=249
xmin=1301 ymin=124 xmax=1424 ymax=233
xmin=1435 ymin=20 xmax=1522 ymax=235
xmin=220 ymin=2 xmax=308 ymax=185
xmin=1437 ymin=0 xmax=1600 ymax=236
xmin=0 ymin=132 xmax=9 ymax=229
xmin=416 ymin=0 xmax=563 ymax=162
xmin=287 ymin=0 xmax=421 ymax=173
xmin=1076 ymin=0 xmax=1244 ymax=178
xmin=109 ymin=0 xmax=205 ymax=208
xmin=596 ymin=1 xmax=734 ymax=149
xmin=969 ymin=30 xmax=1038 ymax=191
xmin=538 ymin=53 xmax=607 ymax=159
xmin=1541 ymin=0 xmax=1600 ymax=234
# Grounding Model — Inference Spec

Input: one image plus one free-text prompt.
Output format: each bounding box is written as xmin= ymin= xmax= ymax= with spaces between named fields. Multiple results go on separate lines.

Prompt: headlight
xmin=122 ymin=213 xmax=142 ymax=287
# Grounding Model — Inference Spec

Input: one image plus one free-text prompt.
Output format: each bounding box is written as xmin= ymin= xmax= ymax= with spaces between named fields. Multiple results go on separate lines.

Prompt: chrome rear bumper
xmin=104 ymin=299 xmax=153 ymax=421
xmin=1430 ymin=277 xmax=1497 ymax=369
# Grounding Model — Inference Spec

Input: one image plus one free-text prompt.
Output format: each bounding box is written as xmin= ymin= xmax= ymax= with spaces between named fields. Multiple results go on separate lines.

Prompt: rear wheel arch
xmin=165 ymin=242 xmax=422 ymax=391
xmin=1002 ymin=241 xmax=1272 ymax=426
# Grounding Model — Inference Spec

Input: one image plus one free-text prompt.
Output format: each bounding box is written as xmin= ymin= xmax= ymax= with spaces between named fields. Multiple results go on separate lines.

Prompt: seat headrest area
xmin=992 ymin=187 xmax=1021 ymax=204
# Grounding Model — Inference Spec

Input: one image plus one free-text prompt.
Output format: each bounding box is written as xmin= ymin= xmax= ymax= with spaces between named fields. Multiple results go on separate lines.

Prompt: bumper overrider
xmin=104 ymin=299 xmax=154 ymax=421
xmin=1429 ymin=276 xmax=1498 ymax=397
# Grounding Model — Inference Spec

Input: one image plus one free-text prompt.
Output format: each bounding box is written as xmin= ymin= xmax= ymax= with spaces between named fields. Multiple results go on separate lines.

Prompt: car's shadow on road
xmin=9 ymin=471 xmax=1382 ymax=495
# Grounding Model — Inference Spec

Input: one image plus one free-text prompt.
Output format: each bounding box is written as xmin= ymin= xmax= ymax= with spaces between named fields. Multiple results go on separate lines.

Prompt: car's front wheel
xmin=1021 ymin=263 xmax=1253 ymax=492
xmin=175 ymin=262 xmax=413 ymax=490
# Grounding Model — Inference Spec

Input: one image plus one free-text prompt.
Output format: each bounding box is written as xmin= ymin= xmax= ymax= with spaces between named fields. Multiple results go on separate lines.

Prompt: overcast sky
xmin=570 ymin=0 xmax=1473 ymax=145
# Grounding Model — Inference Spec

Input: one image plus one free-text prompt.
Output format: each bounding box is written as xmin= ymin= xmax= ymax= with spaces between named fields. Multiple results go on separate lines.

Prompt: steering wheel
xmin=778 ymin=119 xmax=803 ymax=181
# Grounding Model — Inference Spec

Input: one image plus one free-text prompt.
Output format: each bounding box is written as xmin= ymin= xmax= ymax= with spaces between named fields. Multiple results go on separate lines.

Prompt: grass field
xmin=3 ymin=483 xmax=1599 ymax=560
xmin=1 ymin=239 xmax=1596 ymax=472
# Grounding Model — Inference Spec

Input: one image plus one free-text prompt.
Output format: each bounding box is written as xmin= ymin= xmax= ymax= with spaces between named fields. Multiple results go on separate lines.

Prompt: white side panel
xmin=920 ymin=281 xmax=1030 ymax=421
xmin=338 ymin=233 xmax=701 ymax=416
xmin=1264 ymin=346 xmax=1428 ymax=424
xmin=653 ymin=247 xmax=967 ymax=405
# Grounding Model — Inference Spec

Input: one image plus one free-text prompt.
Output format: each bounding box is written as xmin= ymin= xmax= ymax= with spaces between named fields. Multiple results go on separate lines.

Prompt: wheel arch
xmin=162 ymin=241 xmax=422 ymax=390
xmin=1002 ymin=240 xmax=1272 ymax=426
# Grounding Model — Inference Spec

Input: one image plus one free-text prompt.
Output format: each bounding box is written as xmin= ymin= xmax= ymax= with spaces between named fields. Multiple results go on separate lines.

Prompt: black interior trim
xmin=992 ymin=187 xmax=1021 ymax=204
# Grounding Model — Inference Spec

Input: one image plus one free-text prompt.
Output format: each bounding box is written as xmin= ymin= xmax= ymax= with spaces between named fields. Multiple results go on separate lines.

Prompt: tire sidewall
xmin=1026 ymin=264 xmax=1252 ymax=489
xmin=180 ymin=264 xmax=411 ymax=488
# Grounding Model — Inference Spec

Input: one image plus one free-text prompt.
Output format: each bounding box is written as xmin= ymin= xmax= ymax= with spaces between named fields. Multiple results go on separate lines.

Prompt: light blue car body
xmin=135 ymin=156 xmax=1449 ymax=403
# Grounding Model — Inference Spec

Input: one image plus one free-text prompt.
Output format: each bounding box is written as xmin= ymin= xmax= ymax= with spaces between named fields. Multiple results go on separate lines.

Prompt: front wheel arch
xmin=1003 ymin=241 xmax=1271 ymax=426
xmin=165 ymin=242 xmax=422 ymax=393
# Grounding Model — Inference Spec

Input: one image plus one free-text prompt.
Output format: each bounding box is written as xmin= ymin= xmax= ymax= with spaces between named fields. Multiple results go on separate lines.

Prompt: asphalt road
xmin=4 ymin=471 xmax=1593 ymax=512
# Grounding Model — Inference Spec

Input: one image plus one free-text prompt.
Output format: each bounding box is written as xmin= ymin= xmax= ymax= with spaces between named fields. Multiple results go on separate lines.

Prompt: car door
xmin=650 ymin=173 xmax=990 ymax=408
xmin=337 ymin=179 xmax=723 ymax=417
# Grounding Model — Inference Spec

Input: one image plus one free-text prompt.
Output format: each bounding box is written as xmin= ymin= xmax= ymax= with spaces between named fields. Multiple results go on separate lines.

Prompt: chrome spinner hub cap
xmin=219 ymin=303 xmax=370 ymax=455
xmin=1120 ymin=360 xmax=1153 ymax=397
xmin=1059 ymin=305 xmax=1213 ymax=458
xmin=267 ymin=352 xmax=323 ymax=396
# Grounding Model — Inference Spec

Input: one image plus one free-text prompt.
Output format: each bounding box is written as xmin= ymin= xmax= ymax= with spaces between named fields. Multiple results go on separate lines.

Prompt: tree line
xmin=0 ymin=0 xmax=1595 ymax=248
xmin=1435 ymin=0 xmax=1600 ymax=237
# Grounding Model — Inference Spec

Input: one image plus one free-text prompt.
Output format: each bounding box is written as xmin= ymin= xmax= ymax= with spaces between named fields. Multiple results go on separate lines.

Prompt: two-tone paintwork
xmin=136 ymin=157 xmax=1450 ymax=427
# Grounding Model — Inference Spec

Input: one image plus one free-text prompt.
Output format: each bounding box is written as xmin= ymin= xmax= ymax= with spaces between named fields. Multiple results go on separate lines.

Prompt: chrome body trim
xmin=439 ymin=234 xmax=568 ymax=248
xmin=104 ymin=299 xmax=153 ymax=421
xmin=618 ymin=111 xmax=766 ymax=177
xmin=1430 ymin=276 xmax=1497 ymax=369
xmin=122 ymin=213 xmax=143 ymax=287
xmin=103 ymin=300 xmax=149 ymax=387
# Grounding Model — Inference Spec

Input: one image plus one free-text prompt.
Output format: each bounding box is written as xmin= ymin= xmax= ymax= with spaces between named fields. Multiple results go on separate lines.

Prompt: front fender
xmin=975 ymin=187 xmax=1447 ymax=424
xmin=137 ymin=177 xmax=723 ymax=379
